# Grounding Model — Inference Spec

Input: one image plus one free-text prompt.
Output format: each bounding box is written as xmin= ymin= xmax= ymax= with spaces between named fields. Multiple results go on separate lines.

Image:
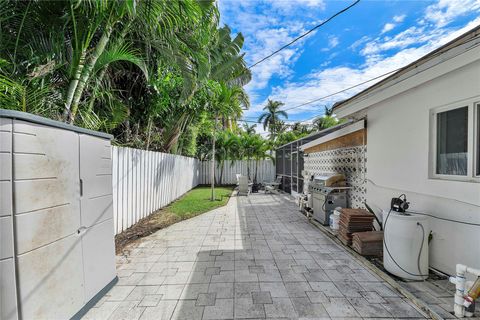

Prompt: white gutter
xmin=300 ymin=120 xmax=365 ymax=151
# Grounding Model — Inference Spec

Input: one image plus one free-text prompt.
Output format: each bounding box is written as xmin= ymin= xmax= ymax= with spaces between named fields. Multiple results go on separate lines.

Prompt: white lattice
xmin=304 ymin=145 xmax=367 ymax=208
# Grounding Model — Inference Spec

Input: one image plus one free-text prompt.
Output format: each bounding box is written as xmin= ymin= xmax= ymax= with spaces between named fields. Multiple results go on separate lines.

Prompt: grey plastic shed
xmin=0 ymin=110 xmax=117 ymax=320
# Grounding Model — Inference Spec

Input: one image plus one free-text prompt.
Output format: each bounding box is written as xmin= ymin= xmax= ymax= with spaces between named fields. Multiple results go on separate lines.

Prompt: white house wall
xmin=365 ymin=59 xmax=480 ymax=275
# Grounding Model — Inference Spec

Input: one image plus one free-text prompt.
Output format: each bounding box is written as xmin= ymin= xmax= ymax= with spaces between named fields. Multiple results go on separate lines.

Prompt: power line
xmin=240 ymin=32 xmax=480 ymax=124
xmin=282 ymin=68 xmax=400 ymax=112
xmin=248 ymin=0 xmax=360 ymax=69
xmin=237 ymin=67 xmax=400 ymax=123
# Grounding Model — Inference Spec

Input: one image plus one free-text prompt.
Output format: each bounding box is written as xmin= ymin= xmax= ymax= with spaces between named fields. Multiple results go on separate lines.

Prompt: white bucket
xmin=330 ymin=208 xmax=341 ymax=230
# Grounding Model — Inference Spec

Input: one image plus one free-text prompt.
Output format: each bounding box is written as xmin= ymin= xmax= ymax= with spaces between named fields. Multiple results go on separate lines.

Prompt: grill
xmin=309 ymin=174 xmax=348 ymax=225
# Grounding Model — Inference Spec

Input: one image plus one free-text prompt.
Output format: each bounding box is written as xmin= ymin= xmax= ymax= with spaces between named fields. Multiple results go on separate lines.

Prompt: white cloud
xmin=219 ymin=0 xmax=326 ymax=95
xmin=381 ymin=14 xmax=406 ymax=34
xmin=225 ymin=0 xmax=480 ymax=122
xmin=244 ymin=15 xmax=480 ymax=119
xmin=266 ymin=0 xmax=325 ymax=12
xmin=381 ymin=23 xmax=396 ymax=34
xmin=328 ymin=36 xmax=339 ymax=48
xmin=424 ymin=0 xmax=480 ymax=27
xmin=393 ymin=14 xmax=406 ymax=23
xmin=364 ymin=26 xmax=434 ymax=55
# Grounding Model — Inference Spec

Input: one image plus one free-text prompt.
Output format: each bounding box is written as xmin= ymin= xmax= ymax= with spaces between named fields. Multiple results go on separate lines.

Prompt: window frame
xmin=475 ymin=102 xmax=480 ymax=178
xmin=430 ymin=97 xmax=479 ymax=182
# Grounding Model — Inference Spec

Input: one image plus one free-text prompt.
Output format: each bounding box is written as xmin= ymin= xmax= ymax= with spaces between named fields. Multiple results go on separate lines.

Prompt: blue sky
xmin=218 ymin=0 xmax=480 ymax=133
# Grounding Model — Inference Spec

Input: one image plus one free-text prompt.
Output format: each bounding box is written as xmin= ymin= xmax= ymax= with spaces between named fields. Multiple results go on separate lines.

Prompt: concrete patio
xmin=82 ymin=192 xmax=428 ymax=320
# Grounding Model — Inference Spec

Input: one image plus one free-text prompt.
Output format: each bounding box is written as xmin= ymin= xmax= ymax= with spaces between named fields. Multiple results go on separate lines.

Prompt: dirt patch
xmin=115 ymin=209 xmax=181 ymax=254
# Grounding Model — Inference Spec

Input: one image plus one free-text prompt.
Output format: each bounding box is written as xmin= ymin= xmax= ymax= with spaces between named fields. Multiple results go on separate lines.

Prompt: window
xmin=477 ymin=104 xmax=480 ymax=176
xmin=436 ymin=106 xmax=468 ymax=175
xmin=431 ymin=99 xmax=480 ymax=181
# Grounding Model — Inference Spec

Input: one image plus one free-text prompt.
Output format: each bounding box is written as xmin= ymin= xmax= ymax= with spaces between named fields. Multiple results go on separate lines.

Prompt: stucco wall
xmin=365 ymin=59 xmax=480 ymax=275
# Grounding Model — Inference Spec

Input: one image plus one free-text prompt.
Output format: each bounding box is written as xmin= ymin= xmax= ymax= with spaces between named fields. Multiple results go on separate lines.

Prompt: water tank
xmin=382 ymin=210 xmax=430 ymax=280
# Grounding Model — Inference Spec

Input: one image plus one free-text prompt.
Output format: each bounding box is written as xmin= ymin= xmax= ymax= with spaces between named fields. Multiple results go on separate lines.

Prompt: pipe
xmin=449 ymin=264 xmax=480 ymax=317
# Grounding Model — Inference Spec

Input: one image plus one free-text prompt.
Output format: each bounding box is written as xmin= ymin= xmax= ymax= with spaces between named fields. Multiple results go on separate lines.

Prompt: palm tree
xmin=210 ymin=25 xmax=252 ymax=86
xmin=251 ymin=137 xmax=273 ymax=183
xmin=257 ymin=99 xmax=287 ymax=142
xmin=291 ymin=122 xmax=310 ymax=135
xmin=214 ymin=130 xmax=238 ymax=185
xmin=242 ymin=123 xmax=257 ymax=134
xmin=209 ymin=83 xmax=250 ymax=200
xmin=313 ymin=106 xmax=339 ymax=131
xmin=1 ymin=0 xmax=217 ymax=124
xmin=272 ymin=120 xmax=289 ymax=136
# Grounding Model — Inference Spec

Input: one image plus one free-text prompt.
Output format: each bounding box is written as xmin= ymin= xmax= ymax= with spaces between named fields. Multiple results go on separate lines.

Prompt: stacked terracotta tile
xmin=338 ymin=208 xmax=375 ymax=246
xmin=352 ymin=231 xmax=384 ymax=256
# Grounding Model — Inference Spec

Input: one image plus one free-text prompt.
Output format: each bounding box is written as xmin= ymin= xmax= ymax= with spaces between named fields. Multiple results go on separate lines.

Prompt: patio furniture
xmin=238 ymin=176 xmax=251 ymax=196
xmin=264 ymin=176 xmax=282 ymax=193
xmin=235 ymin=173 xmax=242 ymax=186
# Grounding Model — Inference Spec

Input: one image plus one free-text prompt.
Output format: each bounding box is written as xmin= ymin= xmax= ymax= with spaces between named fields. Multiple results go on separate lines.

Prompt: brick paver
xmin=82 ymin=193 xmax=427 ymax=319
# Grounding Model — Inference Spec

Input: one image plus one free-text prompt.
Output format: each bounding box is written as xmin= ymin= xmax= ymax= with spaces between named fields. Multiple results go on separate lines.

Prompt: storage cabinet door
xmin=79 ymin=134 xmax=116 ymax=301
xmin=12 ymin=120 xmax=84 ymax=319
xmin=0 ymin=117 xmax=18 ymax=320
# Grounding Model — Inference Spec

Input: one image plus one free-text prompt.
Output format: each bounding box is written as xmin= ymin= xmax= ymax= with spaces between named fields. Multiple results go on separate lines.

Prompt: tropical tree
xmin=0 ymin=0 xmax=255 ymax=166
xmin=0 ymin=0 xmax=218 ymax=130
xmin=313 ymin=106 xmax=340 ymax=131
xmin=242 ymin=122 xmax=257 ymax=134
xmin=213 ymin=130 xmax=238 ymax=185
xmin=209 ymin=82 xmax=250 ymax=199
xmin=257 ymin=99 xmax=287 ymax=142
xmin=251 ymin=136 xmax=273 ymax=183
xmin=291 ymin=122 xmax=311 ymax=135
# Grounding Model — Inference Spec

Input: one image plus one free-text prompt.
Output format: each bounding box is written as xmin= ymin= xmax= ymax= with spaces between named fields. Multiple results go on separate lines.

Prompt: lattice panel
xmin=304 ymin=146 xmax=367 ymax=208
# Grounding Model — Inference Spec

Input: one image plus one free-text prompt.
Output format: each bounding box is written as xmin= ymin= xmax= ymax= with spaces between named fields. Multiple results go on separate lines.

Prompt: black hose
xmin=417 ymin=222 xmax=426 ymax=281
xmin=364 ymin=201 xmax=383 ymax=231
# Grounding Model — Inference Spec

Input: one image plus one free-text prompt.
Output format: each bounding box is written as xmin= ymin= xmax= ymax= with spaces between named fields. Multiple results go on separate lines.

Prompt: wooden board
xmin=304 ymin=129 xmax=366 ymax=154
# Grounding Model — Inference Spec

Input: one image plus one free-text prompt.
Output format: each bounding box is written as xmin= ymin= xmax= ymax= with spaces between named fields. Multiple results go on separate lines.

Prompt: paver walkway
xmin=83 ymin=193 xmax=428 ymax=320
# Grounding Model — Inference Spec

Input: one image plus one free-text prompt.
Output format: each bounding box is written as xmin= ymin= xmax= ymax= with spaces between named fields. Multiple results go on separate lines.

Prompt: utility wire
xmin=240 ymin=33 xmax=480 ymax=124
xmin=248 ymin=0 xmax=360 ymax=69
xmin=282 ymin=68 xmax=400 ymax=112
xmin=237 ymin=68 xmax=401 ymax=123
xmin=237 ymin=67 xmax=400 ymax=122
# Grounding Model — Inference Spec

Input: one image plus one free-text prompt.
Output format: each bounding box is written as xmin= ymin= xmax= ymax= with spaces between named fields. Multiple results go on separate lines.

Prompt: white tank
xmin=382 ymin=210 xmax=430 ymax=280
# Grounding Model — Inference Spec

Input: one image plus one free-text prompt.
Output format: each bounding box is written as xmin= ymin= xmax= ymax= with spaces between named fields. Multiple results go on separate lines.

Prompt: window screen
xmin=436 ymin=106 xmax=468 ymax=176
xmin=292 ymin=152 xmax=298 ymax=176
xmin=276 ymin=148 xmax=283 ymax=176
xmin=285 ymin=147 xmax=291 ymax=175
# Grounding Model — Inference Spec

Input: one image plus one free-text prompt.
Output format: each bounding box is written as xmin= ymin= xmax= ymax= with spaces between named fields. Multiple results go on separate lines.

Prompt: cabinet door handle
xmin=80 ymin=179 xmax=83 ymax=196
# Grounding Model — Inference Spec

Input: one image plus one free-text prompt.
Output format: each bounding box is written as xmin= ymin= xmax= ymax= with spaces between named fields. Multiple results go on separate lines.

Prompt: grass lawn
xmin=115 ymin=185 xmax=234 ymax=253
xmin=169 ymin=186 xmax=234 ymax=219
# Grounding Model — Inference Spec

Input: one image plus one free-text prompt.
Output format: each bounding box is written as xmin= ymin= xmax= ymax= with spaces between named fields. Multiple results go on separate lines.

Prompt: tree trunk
xmin=163 ymin=114 xmax=189 ymax=152
xmin=218 ymin=160 xmax=224 ymax=185
xmin=67 ymin=25 xmax=114 ymax=123
xmin=146 ymin=117 xmax=153 ymax=150
xmin=63 ymin=49 xmax=87 ymax=120
xmin=211 ymin=114 xmax=218 ymax=201
xmin=83 ymin=22 xmax=131 ymax=116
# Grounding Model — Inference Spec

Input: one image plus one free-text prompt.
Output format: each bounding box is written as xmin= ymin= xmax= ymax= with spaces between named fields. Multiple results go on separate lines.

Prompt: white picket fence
xmin=112 ymin=146 xmax=275 ymax=234
xmin=198 ymin=160 xmax=275 ymax=185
